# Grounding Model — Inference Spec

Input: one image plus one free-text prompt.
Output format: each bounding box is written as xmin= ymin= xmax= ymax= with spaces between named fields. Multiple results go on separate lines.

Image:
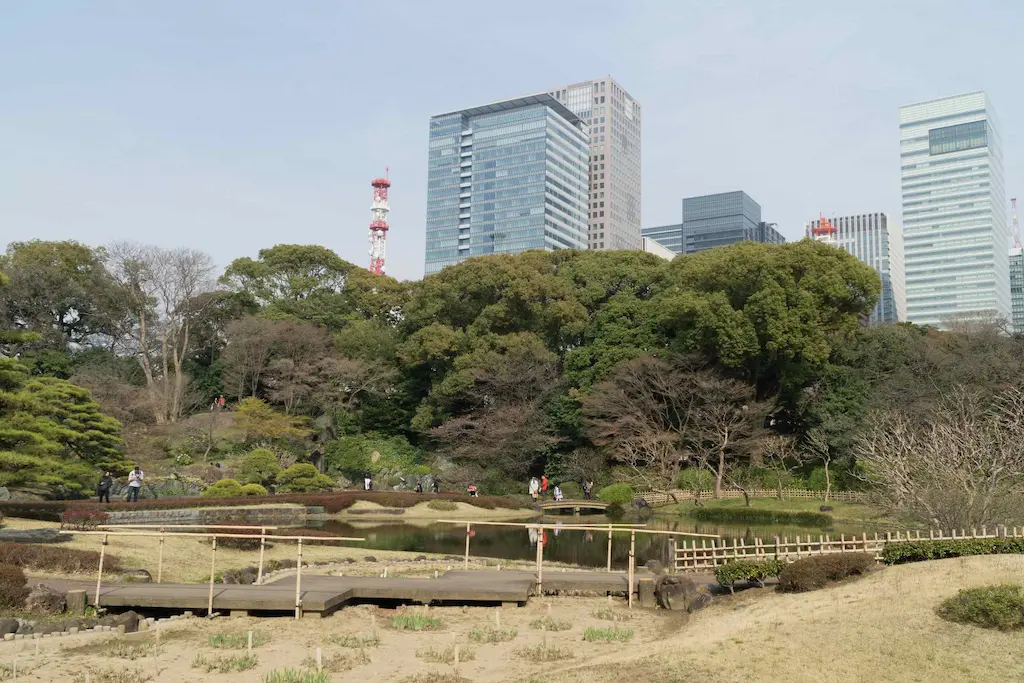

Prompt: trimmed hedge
xmin=691 ymin=507 xmax=832 ymax=527
xmin=598 ymin=483 xmax=635 ymax=506
xmin=60 ymin=509 xmax=110 ymax=530
xmin=882 ymin=538 xmax=1024 ymax=565
xmin=714 ymin=559 xmax=787 ymax=592
xmin=937 ymin=584 xmax=1024 ymax=631
xmin=0 ymin=563 xmax=28 ymax=609
xmin=777 ymin=553 xmax=875 ymax=593
xmin=0 ymin=541 xmax=122 ymax=573
xmin=0 ymin=491 xmax=527 ymax=522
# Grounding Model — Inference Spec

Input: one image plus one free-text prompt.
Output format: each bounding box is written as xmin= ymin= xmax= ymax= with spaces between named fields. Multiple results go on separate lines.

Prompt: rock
xmin=363 ymin=556 xmax=378 ymax=563
xmin=16 ymin=623 xmax=33 ymax=635
xmin=61 ymin=617 xmax=98 ymax=632
xmin=0 ymin=618 xmax=18 ymax=636
xmin=645 ymin=559 xmax=665 ymax=575
xmin=221 ymin=571 xmax=238 ymax=584
xmin=66 ymin=589 xmax=88 ymax=615
xmin=24 ymin=584 xmax=66 ymax=615
xmin=0 ymin=486 xmax=10 ymax=501
xmin=98 ymin=611 xmax=140 ymax=634
xmin=655 ymin=576 xmax=713 ymax=613
xmin=3 ymin=633 xmax=13 ymax=642
xmin=820 ymin=505 xmax=834 ymax=512
xmin=414 ymin=555 xmax=427 ymax=562
xmin=31 ymin=622 xmax=64 ymax=635
xmin=120 ymin=569 xmax=153 ymax=584
xmin=0 ymin=528 xmax=70 ymax=544
xmin=238 ymin=567 xmax=259 ymax=585
xmin=276 ymin=559 xmax=297 ymax=570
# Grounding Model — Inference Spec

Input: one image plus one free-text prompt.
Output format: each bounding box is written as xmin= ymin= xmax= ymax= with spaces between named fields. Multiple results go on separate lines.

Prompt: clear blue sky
xmin=1 ymin=0 xmax=1021 ymax=281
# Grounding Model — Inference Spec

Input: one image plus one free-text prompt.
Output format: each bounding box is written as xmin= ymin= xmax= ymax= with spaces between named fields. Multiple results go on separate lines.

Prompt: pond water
xmin=298 ymin=513 xmax=887 ymax=570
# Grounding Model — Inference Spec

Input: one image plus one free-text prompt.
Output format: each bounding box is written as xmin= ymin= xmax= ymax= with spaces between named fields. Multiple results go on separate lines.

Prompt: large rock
xmin=655 ymin=576 xmax=713 ymax=613
xmin=98 ymin=611 xmax=140 ymax=633
xmin=0 ymin=486 xmax=10 ymax=501
xmin=0 ymin=619 xmax=18 ymax=636
xmin=645 ymin=559 xmax=665 ymax=575
xmin=24 ymin=584 xmax=66 ymax=615
xmin=0 ymin=528 xmax=69 ymax=544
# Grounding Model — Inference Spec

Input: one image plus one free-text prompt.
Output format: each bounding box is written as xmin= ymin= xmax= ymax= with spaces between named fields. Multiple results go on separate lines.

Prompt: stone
xmin=3 ymin=633 xmax=13 ymax=642
xmin=414 ymin=555 xmax=427 ymax=562
xmin=0 ymin=486 xmax=10 ymax=501
xmin=363 ymin=556 xmax=378 ymax=563
xmin=0 ymin=618 xmax=18 ymax=636
xmin=62 ymin=617 xmax=98 ymax=632
xmin=637 ymin=577 xmax=657 ymax=608
xmin=24 ymin=583 xmax=66 ymax=615
xmin=655 ymin=575 xmax=713 ymax=613
xmin=69 ymin=627 xmax=79 ymax=635
xmin=120 ymin=569 xmax=153 ymax=584
xmin=15 ymin=634 xmax=25 ymax=640
xmin=644 ymin=559 xmax=665 ymax=575
xmin=116 ymin=625 xmax=126 ymax=634
xmin=820 ymin=505 xmax=834 ymax=512
xmin=98 ymin=611 xmax=140 ymax=634
xmin=66 ymin=589 xmax=88 ymax=615
xmin=0 ymin=528 xmax=69 ymax=544
xmin=138 ymin=620 xmax=149 ymax=632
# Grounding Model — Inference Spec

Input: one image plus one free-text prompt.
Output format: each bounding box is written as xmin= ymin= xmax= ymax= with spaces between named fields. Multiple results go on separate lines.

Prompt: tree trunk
xmin=713 ymin=447 xmax=725 ymax=499
xmin=824 ymin=461 xmax=832 ymax=502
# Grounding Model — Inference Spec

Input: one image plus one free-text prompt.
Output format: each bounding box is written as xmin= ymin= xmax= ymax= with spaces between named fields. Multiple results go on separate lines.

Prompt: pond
xmin=297 ymin=512 xmax=889 ymax=571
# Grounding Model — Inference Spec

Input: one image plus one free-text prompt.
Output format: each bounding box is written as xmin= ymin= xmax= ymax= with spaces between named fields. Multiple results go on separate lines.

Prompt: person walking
xmin=415 ymin=479 xmax=423 ymax=494
xmin=583 ymin=479 xmax=594 ymax=500
xmin=126 ymin=466 xmax=143 ymax=502
xmin=540 ymin=474 xmax=549 ymax=501
xmin=432 ymin=478 xmax=440 ymax=493
xmin=467 ymin=483 xmax=478 ymax=497
xmin=553 ymin=485 xmax=563 ymax=502
xmin=364 ymin=474 xmax=372 ymax=491
xmin=96 ymin=471 xmax=113 ymax=504
xmin=529 ymin=477 xmax=540 ymax=502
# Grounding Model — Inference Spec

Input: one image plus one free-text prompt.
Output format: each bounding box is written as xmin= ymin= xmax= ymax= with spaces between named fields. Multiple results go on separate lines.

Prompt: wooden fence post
xmin=157 ymin=527 xmax=165 ymax=584
xmin=627 ymin=530 xmax=635 ymax=609
xmin=256 ymin=527 xmax=267 ymax=585
xmin=94 ymin=533 xmax=108 ymax=608
xmin=606 ymin=525 xmax=613 ymax=573
xmin=535 ymin=527 xmax=543 ymax=596
xmin=667 ymin=536 xmax=677 ymax=573
xmin=464 ymin=523 xmax=471 ymax=570
xmin=295 ymin=538 xmax=304 ymax=620
xmin=207 ymin=536 xmax=217 ymax=617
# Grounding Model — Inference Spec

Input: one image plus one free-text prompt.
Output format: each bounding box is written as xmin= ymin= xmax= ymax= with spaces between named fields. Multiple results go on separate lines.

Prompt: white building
xmin=806 ymin=213 xmax=907 ymax=324
xmin=641 ymin=236 xmax=676 ymax=261
xmin=549 ymin=76 xmax=642 ymax=252
xmin=899 ymin=92 xmax=1009 ymax=328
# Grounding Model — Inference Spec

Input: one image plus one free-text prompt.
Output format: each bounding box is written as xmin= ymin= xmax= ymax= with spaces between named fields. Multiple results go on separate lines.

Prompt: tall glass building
xmin=681 ymin=191 xmax=784 ymax=253
xmin=805 ymin=213 xmax=907 ymax=325
xmin=1010 ymin=248 xmax=1024 ymax=332
xmin=424 ymin=94 xmax=589 ymax=275
xmin=640 ymin=223 xmax=683 ymax=253
xmin=899 ymin=92 xmax=1009 ymax=327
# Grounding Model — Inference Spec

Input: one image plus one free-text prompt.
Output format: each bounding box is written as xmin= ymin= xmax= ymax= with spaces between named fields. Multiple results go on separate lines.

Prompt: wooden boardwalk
xmin=539 ymin=499 xmax=609 ymax=513
xmin=82 ymin=568 xmax=647 ymax=617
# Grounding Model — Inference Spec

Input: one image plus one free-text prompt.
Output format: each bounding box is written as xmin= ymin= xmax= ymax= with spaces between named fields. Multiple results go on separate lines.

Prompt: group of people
xmin=528 ymin=475 xmax=595 ymax=502
xmin=363 ymin=475 xmax=441 ymax=494
xmin=95 ymin=466 xmax=145 ymax=503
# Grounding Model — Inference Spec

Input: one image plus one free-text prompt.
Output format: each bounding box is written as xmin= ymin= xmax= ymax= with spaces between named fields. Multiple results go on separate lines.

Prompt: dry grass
xmin=301 ymin=649 xmax=372 ymax=672
xmin=416 ymin=644 xmax=477 ymax=664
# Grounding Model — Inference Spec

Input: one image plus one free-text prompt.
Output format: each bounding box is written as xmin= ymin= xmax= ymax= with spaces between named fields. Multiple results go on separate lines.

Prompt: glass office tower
xmin=424 ymin=94 xmax=589 ymax=275
xmin=640 ymin=223 xmax=683 ymax=254
xmin=681 ymin=191 xmax=784 ymax=253
xmin=899 ymin=92 xmax=1009 ymax=327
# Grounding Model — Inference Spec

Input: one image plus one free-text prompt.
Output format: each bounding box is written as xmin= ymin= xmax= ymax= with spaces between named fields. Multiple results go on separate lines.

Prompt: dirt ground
xmin=2 ymin=555 xmax=1023 ymax=682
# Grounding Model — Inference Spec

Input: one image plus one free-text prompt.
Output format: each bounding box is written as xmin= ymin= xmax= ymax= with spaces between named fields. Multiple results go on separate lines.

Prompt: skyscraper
xmin=640 ymin=223 xmax=683 ymax=254
xmin=899 ymin=92 xmax=1009 ymax=327
xmin=681 ymin=191 xmax=784 ymax=254
xmin=424 ymin=94 xmax=589 ymax=275
xmin=549 ymin=77 xmax=642 ymax=251
xmin=806 ymin=213 xmax=907 ymax=325
xmin=1010 ymin=248 xmax=1024 ymax=332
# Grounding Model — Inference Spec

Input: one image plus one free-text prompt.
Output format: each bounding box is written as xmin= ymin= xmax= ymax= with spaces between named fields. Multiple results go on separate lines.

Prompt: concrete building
xmin=549 ymin=77 xmax=642 ymax=251
xmin=806 ymin=213 xmax=907 ymax=324
xmin=424 ymin=94 xmax=589 ymax=275
xmin=681 ymin=191 xmax=784 ymax=254
xmin=1010 ymin=248 xmax=1024 ymax=332
xmin=899 ymin=92 xmax=1009 ymax=327
xmin=641 ymin=236 xmax=676 ymax=261
xmin=640 ymin=223 xmax=683 ymax=254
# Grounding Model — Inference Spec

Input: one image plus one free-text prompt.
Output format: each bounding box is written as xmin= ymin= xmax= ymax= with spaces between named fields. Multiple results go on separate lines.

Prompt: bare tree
xmin=803 ymin=429 xmax=835 ymax=502
xmin=856 ymin=385 xmax=1024 ymax=529
xmin=104 ymin=243 xmax=217 ymax=423
xmin=761 ymin=435 xmax=812 ymax=501
xmin=263 ymin=322 xmax=330 ymax=414
xmin=222 ymin=316 xmax=283 ymax=400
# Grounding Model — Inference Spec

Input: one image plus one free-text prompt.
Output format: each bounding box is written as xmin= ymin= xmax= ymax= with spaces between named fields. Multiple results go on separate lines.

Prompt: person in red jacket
xmin=540 ymin=474 xmax=549 ymax=500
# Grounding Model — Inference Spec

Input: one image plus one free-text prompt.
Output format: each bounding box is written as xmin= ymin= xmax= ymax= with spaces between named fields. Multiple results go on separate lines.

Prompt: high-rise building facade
xmin=424 ymin=95 xmax=589 ymax=275
xmin=549 ymin=77 xmax=641 ymax=251
xmin=806 ymin=213 xmax=908 ymax=325
xmin=641 ymin=236 xmax=676 ymax=261
xmin=681 ymin=191 xmax=784 ymax=253
xmin=640 ymin=223 xmax=683 ymax=254
xmin=899 ymin=92 xmax=1009 ymax=327
xmin=1010 ymin=248 xmax=1024 ymax=332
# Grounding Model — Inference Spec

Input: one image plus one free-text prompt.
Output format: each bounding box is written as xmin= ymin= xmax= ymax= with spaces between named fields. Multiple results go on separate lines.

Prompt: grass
xmin=663 ymin=496 xmax=889 ymax=525
xmin=391 ymin=613 xmax=443 ymax=631
xmin=416 ymin=644 xmax=477 ymax=664
xmin=301 ymin=650 xmax=371 ymax=672
xmin=191 ymin=653 xmax=259 ymax=673
xmin=71 ymin=671 xmax=153 ymax=683
xmin=515 ymin=644 xmax=575 ymax=661
xmin=323 ymin=632 xmax=380 ymax=648
xmin=529 ymin=616 xmax=572 ymax=631
xmin=468 ymin=625 xmax=518 ymax=643
xmin=207 ymin=630 xmax=269 ymax=648
xmin=400 ymin=674 xmax=475 ymax=683
xmin=263 ymin=669 xmax=332 ymax=683
xmin=583 ymin=626 xmax=635 ymax=643
xmin=102 ymin=641 xmax=162 ymax=660
xmin=592 ymin=606 xmax=631 ymax=622
xmin=0 ymin=663 xmax=32 ymax=681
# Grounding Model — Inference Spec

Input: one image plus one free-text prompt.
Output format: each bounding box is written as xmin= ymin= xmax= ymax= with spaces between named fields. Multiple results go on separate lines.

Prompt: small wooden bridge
xmin=539 ymin=499 xmax=609 ymax=513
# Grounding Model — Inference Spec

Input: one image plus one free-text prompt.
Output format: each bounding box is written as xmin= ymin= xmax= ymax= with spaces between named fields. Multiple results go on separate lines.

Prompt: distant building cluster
xmin=423 ymin=85 xmax=1017 ymax=330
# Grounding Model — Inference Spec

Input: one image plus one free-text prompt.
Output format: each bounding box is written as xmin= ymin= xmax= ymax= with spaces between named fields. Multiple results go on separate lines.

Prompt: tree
xmin=221 ymin=316 xmax=285 ymax=400
xmin=233 ymin=398 xmax=312 ymax=444
xmin=104 ymin=243 xmax=218 ymax=424
xmin=856 ymin=385 xmax=1024 ymax=528
xmin=276 ymin=463 xmax=334 ymax=493
xmin=239 ymin=448 xmax=282 ymax=486
xmin=760 ymin=435 xmax=811 ymax=501
xmin=263 ymin=322 xmax=331 ymax=414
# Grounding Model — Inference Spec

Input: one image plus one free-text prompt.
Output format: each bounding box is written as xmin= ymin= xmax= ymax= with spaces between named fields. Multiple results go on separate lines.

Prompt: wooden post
xmin=66 ymin=589 xmax=87 ymax=616
xmin=606 ymin=525 xmax=613 ymax=573
xmin=256 ymin=528 xmax=267 ymax=585
xmin=157 ymin=528 xmax=165 ymax=584
xmin=94 ymin=533 xmax=108 ymax=608
xmin=295 ymin=538 xmax=304 ymax=620
xmin=667 ymin=536 xmax=677 ymax=573
xmin=535 ymin=527 xmax=543 ymax=596
xmin=247 ymin=631 xmax=253 ymax=653
xmin=464 ymin=523 xmax=471 ymax=570
xmin=315 ymin=647 xmax=323 ymax=672
xmin=207 ymin=536 xmax=218 ymax=617
xmin=627 ymin=530 xmax=635 ymax=609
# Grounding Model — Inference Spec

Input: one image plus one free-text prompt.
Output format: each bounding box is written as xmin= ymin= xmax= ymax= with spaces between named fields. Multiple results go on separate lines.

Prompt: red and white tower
xmin=368 ymin=171 xmax=391 ymax=275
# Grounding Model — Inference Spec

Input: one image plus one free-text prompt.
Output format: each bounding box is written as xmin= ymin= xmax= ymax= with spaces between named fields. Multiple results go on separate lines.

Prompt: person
xmin=218 ymin=395 xmax=226 ymax=409
xmin=96 ymin=471 xmax=113 ymax=504
xmin=553 ymin=485 xmax=563 ymax=502
xmin=467 ymin=483 xmax=478 ymax=497
xmin=540 ymin=474 xmax=549 ymax=501
xmin=432 ymin=478 xmax=440 ymax=493
xmin=528 ymin=477 xmax=540 ymax=501
xmin=126 ymin=466 xmax=143 ymax=502
xmin=415 ymin=479 xmax=423 ymax=494
xmin=583 ymin=479 xmax=594 ymax=500
xmin=364 ymin=475 xmax=372 ymax=491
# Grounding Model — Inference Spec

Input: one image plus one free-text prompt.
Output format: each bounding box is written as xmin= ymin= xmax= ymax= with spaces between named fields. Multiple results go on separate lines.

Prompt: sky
xmin=1 ymin=0 xmax=1022 ymax=282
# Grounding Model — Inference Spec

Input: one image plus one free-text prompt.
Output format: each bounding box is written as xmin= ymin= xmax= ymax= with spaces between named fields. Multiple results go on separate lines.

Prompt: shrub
xmin=208 ymin=631 xmax=269 ymax=648
xmin=690 ymin=507 xmax=832 ymax=527
xmin=515 ymin=644 xmax=574 ymax=661
xmin=882 ymin=538 xmax=1024 ymax=565
xmin=558 ymin=482 xmax=582 ymax=499
xmin=597 ymin=483 xmax=635 ymax=506
xmin=276 ymin=463 xmax=334 ymax=493
xmin=201 ymin=478 xmax=243 ymax=498
xmin=416 ymin=644 xmax=476 ymax=664
xmin=937 ymin=584 xmax=1024 ymax=631
xmin=262 ymin=670 xmax=331 ymax=683
xmin=583 ymin=626 xmax=634 ymax=643
xmin=677 ymin=468 xmax=714 ymax=491
xmin=240 ymin=483 xmax=268 ymax=497
xmin=592 ymin=606 xmax=631 ymax=622
xmin=714 ymin=559 xmax=787 ymax=592
xmin=391 ymin=613 xmax=442 ymax=631
xmin=806 ymin=467 xmax=828 ymax=491
xmin=60 ymin=509 xmax=110 ymax=530
xmin=0 ymin=563 xmax=29 ymax=609
xmin=529 ymin=616 xmax=572 ymax=631
xmin=239 ymin=448 xmax=281 ymax=486
xmin=323 ymin=632 xmax=380 ymax=648
xmin=777 ymin=553 xmax=875 ymax=593
xmin=301 ymin=650 xmax=370 ymax=672
xmin=191 ymin=653 xmax=258 ymax=673
xmin=468 ymin=626 xmax=517 ymax=643
xmin=426 ymin=499 xmax=458 ymax=511
xmin=0 ymin=541 xmax=120 ymax=573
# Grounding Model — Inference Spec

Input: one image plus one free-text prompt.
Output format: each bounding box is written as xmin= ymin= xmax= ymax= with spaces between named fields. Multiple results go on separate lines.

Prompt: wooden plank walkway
xmin=83 ymin=568 xmax=649 ymax=617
